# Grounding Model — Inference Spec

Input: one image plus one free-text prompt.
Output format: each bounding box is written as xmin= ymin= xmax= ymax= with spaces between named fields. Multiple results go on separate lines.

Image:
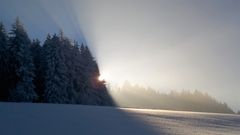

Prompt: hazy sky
xmin=0 ymin=0 xmax=239 ymax=111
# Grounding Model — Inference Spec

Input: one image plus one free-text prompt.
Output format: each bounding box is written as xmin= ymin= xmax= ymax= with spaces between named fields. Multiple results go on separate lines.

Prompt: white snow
xmin=0 ymin=102 xmax=239 ymax=135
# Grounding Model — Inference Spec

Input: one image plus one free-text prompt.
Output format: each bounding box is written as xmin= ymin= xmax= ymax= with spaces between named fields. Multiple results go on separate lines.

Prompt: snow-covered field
xmin=0 ymin=103 xmax=239 ymax=135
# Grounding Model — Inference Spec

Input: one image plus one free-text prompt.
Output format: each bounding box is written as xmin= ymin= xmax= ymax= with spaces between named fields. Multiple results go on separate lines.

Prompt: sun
xmin=98 ymin=72 xmax=109 ymax=81
xmin=98 ymin=75 xmax=105 ymax=81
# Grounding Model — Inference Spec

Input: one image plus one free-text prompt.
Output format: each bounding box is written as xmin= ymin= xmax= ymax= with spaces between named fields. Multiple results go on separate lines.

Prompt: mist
xmin=0 ymin=0 xmax=239 ymax=111
xmin=72 ymin=0 xmax=240 ymax=111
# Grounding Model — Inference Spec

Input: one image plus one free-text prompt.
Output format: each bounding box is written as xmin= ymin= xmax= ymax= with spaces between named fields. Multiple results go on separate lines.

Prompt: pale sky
xmin=0 ymin=0 xmax=239 ymax=111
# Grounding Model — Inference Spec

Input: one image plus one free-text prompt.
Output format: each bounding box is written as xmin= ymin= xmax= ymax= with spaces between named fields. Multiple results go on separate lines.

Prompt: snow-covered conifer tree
xmin=8 ymin=18 xmax=37 ymax=102
xmin=0 ymin=22 xmax=10 ymax=101
xmin=43 ymin=34 xmax=69 ymax=103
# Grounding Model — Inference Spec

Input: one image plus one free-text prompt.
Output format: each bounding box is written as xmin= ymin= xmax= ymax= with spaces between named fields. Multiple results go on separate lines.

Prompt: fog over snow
xmin=0 ymin=0 xmax=239 ymax=111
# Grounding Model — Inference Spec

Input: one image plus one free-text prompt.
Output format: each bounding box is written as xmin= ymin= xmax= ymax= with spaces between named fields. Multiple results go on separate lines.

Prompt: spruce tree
xmin=0 ymin=18 xmax=113 ymax=105
xmin=30 ymin=39 xmax=45 ymax=102
xmin=71 ymin=43 xmax=88 ymax=104
xmin=0 ymin=22 xmax=10 ymax=101
xmin=8 ymin=18 xmax=37 ymax=102
xmin=80 ymin=45 xmax=113 ymax=105
xmin=58 ymin=33 xmax=75 ymax=103
xmin=43 ymin=34 xmax=69 ymax=103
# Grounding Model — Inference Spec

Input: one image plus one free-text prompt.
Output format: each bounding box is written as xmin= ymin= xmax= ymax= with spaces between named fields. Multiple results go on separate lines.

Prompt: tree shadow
xmin=0 ymin=102 xmax=164 ymax=135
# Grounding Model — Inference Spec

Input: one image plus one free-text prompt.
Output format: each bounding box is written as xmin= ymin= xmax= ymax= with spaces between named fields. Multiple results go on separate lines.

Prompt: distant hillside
xmin=110 ymin=82 xmax=234 ymax=114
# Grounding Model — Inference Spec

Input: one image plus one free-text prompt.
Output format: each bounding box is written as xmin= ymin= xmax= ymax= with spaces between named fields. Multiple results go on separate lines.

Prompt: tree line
xmin=0 ymin=18 xmax=113 ymax=105
xmin=110 ymin=81 xmax=234 ymax=113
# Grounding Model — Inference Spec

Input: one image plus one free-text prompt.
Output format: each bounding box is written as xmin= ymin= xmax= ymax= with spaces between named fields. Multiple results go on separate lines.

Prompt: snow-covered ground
xmin=0 ymin=103 xmax=239 ymax=135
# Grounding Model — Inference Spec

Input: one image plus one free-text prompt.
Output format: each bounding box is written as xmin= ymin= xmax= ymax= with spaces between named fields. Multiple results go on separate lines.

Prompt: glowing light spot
xmin=98 ymin=72 xmax=109 ymax=81
xmin=98 ymin=75 xmax=104 ymax=81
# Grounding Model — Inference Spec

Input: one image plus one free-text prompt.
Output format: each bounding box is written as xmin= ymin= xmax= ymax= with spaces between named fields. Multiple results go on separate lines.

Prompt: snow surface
xmin=0 ymin=102 xmax=239 ymax=135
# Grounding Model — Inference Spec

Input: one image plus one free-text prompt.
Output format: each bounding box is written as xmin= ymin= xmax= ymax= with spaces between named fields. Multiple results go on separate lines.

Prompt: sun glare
xmin=98 ymin=75 xmax=105 ymax=81
xmin=98 ymin=72 xmax=109 ymax=81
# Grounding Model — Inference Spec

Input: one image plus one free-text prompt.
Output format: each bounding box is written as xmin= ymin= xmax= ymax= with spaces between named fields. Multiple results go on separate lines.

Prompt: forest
xmin=0 ymin=18 xmax=235 ymax=114
xmin=110 ymin=82 xmax=234 ymax=113
xmin=0 ymin=18 xmax=113 ymax=105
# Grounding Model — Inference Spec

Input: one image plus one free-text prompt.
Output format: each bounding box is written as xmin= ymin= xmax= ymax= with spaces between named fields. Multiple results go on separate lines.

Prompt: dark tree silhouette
xmin=30 ymin=39 xmax=45 ymax=102
xmin=43 ymin=34 xmax=71 ymax=103
xmin=8 ymin=18 xmax=37 ymax=102
xmin=0 ymin=22 xmax=10 ymax=101
xmin=0 ymin=18 xmax=113 ymax=106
